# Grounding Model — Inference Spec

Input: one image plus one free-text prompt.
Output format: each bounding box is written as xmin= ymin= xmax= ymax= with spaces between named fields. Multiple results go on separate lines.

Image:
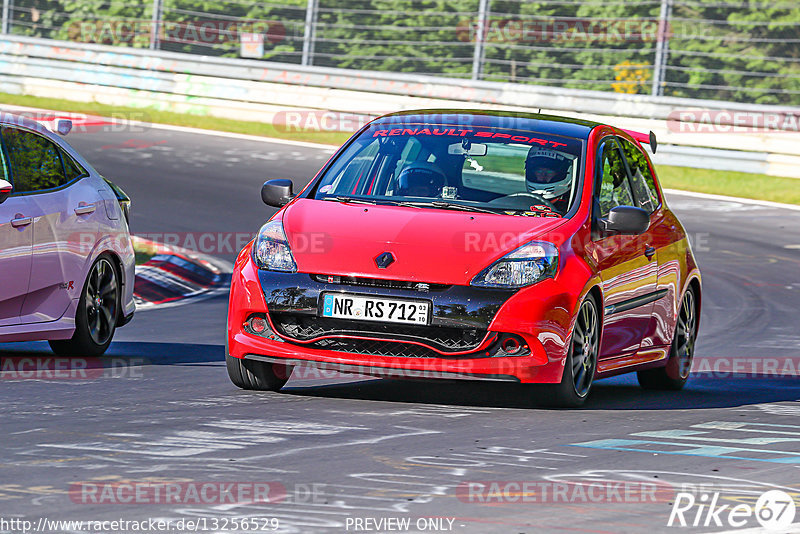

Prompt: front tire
xmin=637 ymin=287 xmax=697 ymax=390
xmin=227 ymin=354 xmax=292 ymax=391
xmin=542 ymin=295 xmax=600 ymax=408
xmin=49 ymin=255 xmax=119 ymax=357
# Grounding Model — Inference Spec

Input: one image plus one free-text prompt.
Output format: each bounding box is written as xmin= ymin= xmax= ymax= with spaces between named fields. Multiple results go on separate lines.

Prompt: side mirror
xmin=600 ymin=206 xmax=649 ymax=235
xmin=261 ymin=179 xmax=295 ymax=208
xmin=0 ymin=179 xmax=12 ymax=204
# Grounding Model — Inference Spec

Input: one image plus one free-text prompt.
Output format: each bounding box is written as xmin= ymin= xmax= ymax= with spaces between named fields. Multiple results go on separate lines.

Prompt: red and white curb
xmin=132 ymin=236 xmax=232 ymax=311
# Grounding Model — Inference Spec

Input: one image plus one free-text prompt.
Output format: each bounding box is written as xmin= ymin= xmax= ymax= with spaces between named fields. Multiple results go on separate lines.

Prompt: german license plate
xmin=320 ymin=293 xmax=430 ymax=325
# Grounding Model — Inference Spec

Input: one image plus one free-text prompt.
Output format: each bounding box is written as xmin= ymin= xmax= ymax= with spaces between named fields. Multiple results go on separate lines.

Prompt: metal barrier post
xmin=301 ymin=0 xmax=318 ymax=66
xmin=651 ymin=0 xmax=673 ymax=96
xmin=471 ymin=0 xmax=490 ymax=80
xmin=2 ymin=0 xmax=11 ymax=34
xmin=150 ymin=0 xmax=162 ymax=50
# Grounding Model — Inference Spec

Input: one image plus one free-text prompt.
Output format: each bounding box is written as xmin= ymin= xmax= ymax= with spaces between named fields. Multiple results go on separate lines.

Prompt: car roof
xmin=0 ymin=111 xmax=62 ymax=139
xmin=373 ymin=109 xmax=601 ymax=139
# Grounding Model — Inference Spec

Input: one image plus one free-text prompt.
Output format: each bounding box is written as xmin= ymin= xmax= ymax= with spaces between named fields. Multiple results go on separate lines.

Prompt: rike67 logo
xmin=668 ymin=489 xmax=796 ymax=530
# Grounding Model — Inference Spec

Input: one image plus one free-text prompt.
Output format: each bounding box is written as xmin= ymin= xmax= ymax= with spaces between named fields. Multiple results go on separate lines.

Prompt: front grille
xmin=311 ymin=338 xmax=442 ymax=358
xmin=270 ymin=313 xmax=488 ymax=353
xmin=311 ymin=274 xmax=449 ymax=292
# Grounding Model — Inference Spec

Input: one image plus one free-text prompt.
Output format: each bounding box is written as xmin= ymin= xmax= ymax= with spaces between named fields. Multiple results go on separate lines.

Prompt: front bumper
xmin=227 ymin=247 xmax=571 ymax=384
xmin=118 ymin=309 xmax=135 ymax=327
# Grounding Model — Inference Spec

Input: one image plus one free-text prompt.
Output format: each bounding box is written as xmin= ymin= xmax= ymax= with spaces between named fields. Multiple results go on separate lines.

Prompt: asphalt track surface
xmin=2 ymin=126 xmax=800 ymax=534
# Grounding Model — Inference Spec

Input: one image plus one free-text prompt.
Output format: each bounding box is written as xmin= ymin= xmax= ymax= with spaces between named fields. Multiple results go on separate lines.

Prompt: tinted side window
xmin=597 ymin=140 xmax=634 ymax=217
xmin=2 ymin=127 xmax=67 ymax=193
xmin=62 ymin=151 xmax=88 ymax=182
xmin=620 ymin=139 xmax=659 ymax=213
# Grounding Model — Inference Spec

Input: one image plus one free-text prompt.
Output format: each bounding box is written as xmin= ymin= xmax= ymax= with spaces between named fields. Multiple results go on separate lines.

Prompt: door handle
xmin=644 ymin=246 xmax=656 ymax=260
xmin=74 ymin=203 xmax=97 ymax=215
xmin=10 ymin=215 xmax=32 ymax=227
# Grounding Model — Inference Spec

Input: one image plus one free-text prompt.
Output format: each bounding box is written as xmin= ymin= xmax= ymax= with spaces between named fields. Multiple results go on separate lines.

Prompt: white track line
xmin=141 ymin=121 xmax=338 ymax=151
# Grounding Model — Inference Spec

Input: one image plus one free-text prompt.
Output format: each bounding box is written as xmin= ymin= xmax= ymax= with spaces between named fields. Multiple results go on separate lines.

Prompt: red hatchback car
xmin=227 ymin=111 xmax=701 ymax=407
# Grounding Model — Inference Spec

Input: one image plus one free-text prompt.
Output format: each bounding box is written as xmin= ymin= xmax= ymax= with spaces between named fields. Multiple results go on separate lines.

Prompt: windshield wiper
xmin=321 ymin=196 xmax=379 ymax=205
xmin=321 ymin=196 xmax=421 ymax=208
xmin=399 ymin=200 xmax=499 ymax=214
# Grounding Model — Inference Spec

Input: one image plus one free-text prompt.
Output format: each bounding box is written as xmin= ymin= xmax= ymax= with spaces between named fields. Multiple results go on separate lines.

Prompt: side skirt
xmin=596 ymin=346 xmax=670 ymax=378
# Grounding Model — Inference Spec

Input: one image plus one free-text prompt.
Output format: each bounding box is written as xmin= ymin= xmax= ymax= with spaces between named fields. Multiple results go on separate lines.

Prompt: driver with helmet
xmin=395 ymin=162 xmax=446 ymax=198
xmin=524 ymin=147 xmax=573 ymax=214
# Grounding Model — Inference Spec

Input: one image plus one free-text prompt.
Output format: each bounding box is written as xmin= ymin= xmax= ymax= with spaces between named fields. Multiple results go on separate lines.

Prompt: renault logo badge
xmin=375 ymin=252 xmax=395 ymax=269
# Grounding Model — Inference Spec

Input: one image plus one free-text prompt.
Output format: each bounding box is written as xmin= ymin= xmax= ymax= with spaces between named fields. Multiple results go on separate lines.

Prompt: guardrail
xmin=4 ymin=0 xmax=799 ymax=105
xmin=1 ymin=35 xmax=799 ymax=178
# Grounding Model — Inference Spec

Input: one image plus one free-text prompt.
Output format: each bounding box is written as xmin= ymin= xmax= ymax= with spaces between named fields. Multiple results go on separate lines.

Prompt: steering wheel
xmin=488 ymin=192 xmax=558 ymax=212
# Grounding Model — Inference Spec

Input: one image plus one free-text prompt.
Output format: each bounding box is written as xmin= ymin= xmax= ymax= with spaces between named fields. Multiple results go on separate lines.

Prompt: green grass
xmin=656 ymin=165 xmax=800 ymax=205
xmin=2 ymin=92 xmax=798 ymax=205
xmin=133 ymin=241 xmax=157 ymax=265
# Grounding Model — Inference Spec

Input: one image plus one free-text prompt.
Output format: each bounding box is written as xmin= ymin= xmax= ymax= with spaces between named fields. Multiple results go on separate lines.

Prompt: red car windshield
xmin=313 ymin=122 xmax=584 ymax=217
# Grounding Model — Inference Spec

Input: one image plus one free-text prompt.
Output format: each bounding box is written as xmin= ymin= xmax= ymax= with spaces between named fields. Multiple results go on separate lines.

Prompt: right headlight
xmin=253 ymin=220 xmax=297 ymax=272
xmin=471 ymin=241 xmax=558 ymax=288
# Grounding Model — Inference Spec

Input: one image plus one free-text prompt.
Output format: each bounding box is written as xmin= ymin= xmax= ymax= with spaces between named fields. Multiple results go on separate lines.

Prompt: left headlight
xmin=471 ymin=241 xmax=558 ymax=288
xmin=253 ymin=220 xmax=297 ymax=272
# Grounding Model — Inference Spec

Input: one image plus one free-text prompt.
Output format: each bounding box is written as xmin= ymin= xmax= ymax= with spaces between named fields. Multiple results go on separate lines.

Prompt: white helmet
xmin=525 ymin=148 xmax=572 ymax=199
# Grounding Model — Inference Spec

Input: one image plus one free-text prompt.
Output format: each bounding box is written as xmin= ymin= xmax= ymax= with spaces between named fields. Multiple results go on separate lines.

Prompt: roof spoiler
xmin=56 ymin=119 xmax=73 ymax=135
xmin=621 ymin=129 xmax=657 ymax=154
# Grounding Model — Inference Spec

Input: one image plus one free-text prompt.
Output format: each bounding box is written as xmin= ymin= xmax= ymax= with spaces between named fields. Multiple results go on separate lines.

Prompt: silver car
xmin=0 ymin=112 xmax=135 ymax=356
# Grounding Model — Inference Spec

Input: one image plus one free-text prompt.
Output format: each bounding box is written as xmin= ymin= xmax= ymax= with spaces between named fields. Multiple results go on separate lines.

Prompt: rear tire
xmin=49 ymin=255 xmax=119 ymax=357
xmin=637 ymin=287 xmax=697 ymax=391
xmin=226 ymin=353 xmax=292 ymax=391
xmin=541 ymin=294 xmax=600 ymax=408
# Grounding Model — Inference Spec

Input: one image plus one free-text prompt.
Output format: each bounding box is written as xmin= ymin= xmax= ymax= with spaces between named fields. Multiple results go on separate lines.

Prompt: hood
xmin=281 ymin=199 xmax=568 ymax=286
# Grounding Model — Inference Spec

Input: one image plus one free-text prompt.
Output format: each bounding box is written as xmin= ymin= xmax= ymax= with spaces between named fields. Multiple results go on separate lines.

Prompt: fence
xmin=2 ymin=34 xmax=800 ymax=179
xmin=3 ymin=0 xmax=799 ymax=105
